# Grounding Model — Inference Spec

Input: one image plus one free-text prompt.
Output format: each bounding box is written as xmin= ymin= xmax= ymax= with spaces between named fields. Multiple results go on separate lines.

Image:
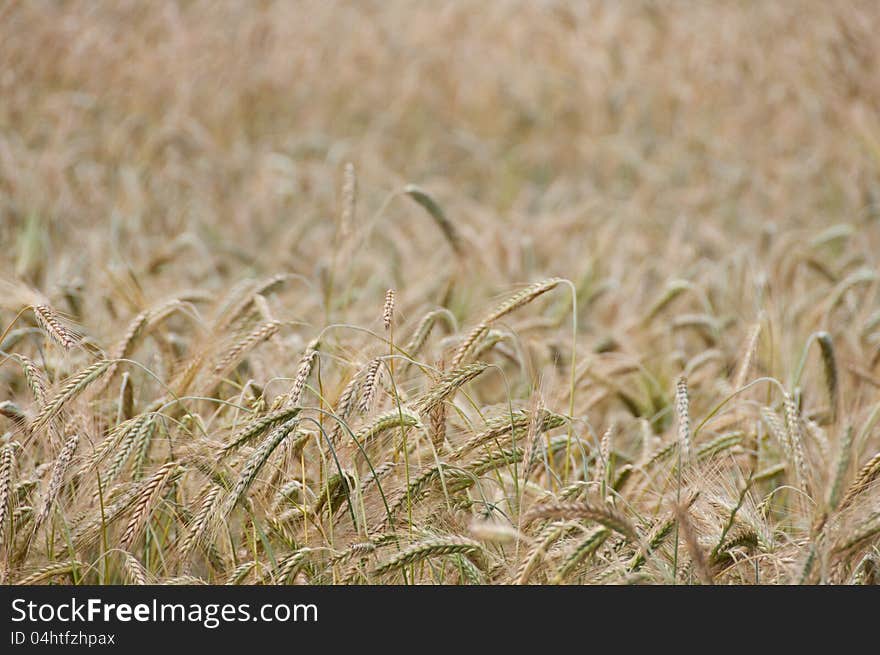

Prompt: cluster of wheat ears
xmin=1 ymin=169 xmax=879 ymax=585
xmin=1 ymin=1 xmax=879 ymax=585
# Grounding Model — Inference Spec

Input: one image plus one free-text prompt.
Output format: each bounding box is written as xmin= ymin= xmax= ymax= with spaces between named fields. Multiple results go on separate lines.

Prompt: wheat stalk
xmin=276 ymin=547 xmax=314 ymax=583
xmin=214 ymin=274 xmax=290 ymax=332
xmin=226 ymin=560 xmax=258 ymax=585
xmin=732 ymin=322 xmax=762 ymax=390
xmin=403 ymin=309 xmax=456 ymax=359
xmin=827 ymin=425 xmax=854 ymax=512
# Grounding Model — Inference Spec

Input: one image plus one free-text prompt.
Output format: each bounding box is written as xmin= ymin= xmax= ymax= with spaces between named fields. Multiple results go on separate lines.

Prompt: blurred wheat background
xmin=0 ymin=1 xmax=879 ymax=585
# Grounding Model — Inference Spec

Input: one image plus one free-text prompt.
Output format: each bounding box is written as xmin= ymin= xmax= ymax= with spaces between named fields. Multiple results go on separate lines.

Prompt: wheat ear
xmin=0 ymin=443 xmax=15 ymax=548
xmin=17 ymin=560 xmax=83 ymax=585
xmin=451 ymin=278 xmax=563 ymax=367
xmin=675 ymin=376 xmax=692 ymax=463
xmin=404 ymin=184 xmax=463 ymax=256
xmin=383 ymin=288 xmax=395 ymax=330
xmin=219 ymin=419 xmax=299 ymax=521
xmin=373 ymin=535 xmax=481 ymax=576
xmin=32 ymin=433 xmax=80 ymax=536
xmin=120 ymin=462 xmax=182 ymax=548
xmin=32 ymin=304 xmax=79 ymax=350
xmin=31 ymin=359 xmax=112 ymax=432
xmin=212 ymin=319 xmax=282 ymax=377
xmin=522 ymin=501 xmax=637 ymax=541
xmin=357 ymin=358 xmax=382 ymax=414
xmin=288 ymin=339 xmax=319 ymax=407
xmin=838 ymin=451 xmax=880 ymax=512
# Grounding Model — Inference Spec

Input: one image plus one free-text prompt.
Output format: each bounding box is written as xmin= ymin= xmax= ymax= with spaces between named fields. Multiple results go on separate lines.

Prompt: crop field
xmin=1 ymin=1 xmax=879 ymax=585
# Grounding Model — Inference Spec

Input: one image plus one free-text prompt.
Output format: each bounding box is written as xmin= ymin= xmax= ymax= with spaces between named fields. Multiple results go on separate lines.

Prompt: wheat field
xmin=1 ymin=1 xmax=879 ymax=585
